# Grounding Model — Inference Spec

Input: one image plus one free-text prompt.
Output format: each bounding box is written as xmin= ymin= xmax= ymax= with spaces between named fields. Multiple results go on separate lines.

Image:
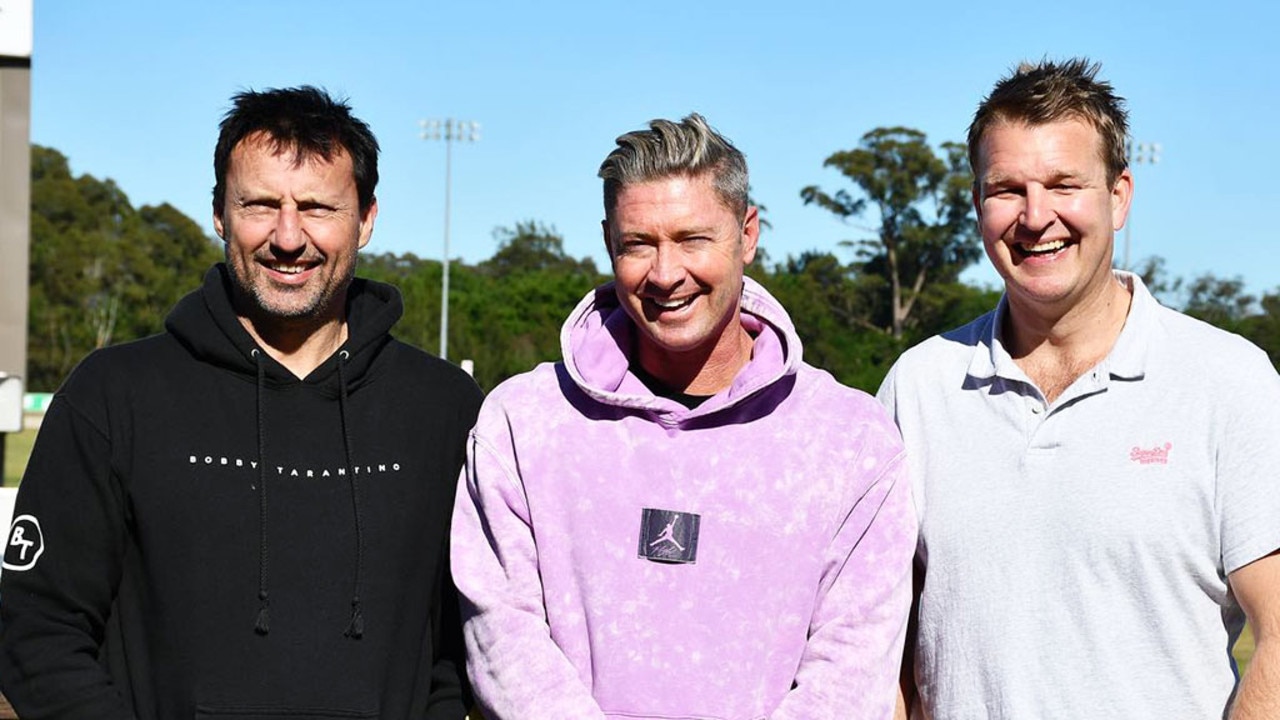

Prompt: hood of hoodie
xmin=164 ymin=264 xmax=402 ymax=393
xmin=560 ymin=275 xmax=803 ymax=422
xmin=163 ymin=263 xmax=408 ymax=639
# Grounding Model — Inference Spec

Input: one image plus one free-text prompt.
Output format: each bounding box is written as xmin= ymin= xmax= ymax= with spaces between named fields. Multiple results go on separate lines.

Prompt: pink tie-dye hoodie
xmin=451 ymin=278 xmax=916 ymax=720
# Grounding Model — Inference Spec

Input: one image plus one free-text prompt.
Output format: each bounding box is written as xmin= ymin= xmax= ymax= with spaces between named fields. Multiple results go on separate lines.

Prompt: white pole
xmin=419 ymin=118 xmax=479 ymax=362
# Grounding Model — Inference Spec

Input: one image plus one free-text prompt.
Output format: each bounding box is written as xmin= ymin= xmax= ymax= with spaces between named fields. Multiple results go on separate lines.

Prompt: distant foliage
xmin=360 ymin=220 xmax=607 ymax=391
xmin=27 ymin=145 xmax=222 ymax=391
xmin=801 ymin=127 xmax=980 ymax=340
xmin=1139 ymin=256 xmax=1280 ymax=369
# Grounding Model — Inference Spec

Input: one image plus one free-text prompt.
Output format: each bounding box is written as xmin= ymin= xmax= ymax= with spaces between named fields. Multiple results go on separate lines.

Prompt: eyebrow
xmin=983 ymin=169 xmax=1084 ymax=188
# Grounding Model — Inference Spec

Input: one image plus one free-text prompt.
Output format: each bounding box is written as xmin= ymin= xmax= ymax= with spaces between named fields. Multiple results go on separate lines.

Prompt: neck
xmin=638 ymin=321 xmax=755 ymax=397
xmin=238 ymin=311 xmax=349 ymax=379
xmin=1004 ymin=273 xmax=1133 ymax=401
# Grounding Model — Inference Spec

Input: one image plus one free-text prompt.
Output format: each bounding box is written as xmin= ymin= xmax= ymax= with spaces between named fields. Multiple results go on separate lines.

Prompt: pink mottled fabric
xmin=452 ymin=278 xmax=916 ymax=720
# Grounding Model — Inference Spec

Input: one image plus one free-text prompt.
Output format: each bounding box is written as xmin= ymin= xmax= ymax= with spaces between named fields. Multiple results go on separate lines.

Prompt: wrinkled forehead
xmin=608 ymin=170 xmax=743 ymax=219
xmin=973 ymin=116 xmax=1108 ymax=176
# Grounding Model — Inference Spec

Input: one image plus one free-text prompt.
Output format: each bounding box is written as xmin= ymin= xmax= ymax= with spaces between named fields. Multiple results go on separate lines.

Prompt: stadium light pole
xmin=1123 ymin=140 xmax=1161 ymax=270
xmin=419 ymin=118 xmax=480 ymax=361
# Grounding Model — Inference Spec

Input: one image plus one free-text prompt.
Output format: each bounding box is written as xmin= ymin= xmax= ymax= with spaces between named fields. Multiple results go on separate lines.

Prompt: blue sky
xmin=28 ymin=2 xmax=1280 ymax=298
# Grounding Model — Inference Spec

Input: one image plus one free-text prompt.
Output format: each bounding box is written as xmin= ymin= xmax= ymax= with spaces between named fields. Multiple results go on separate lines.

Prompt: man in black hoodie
xmin=0 ymin=86 xmax=481 ymax=719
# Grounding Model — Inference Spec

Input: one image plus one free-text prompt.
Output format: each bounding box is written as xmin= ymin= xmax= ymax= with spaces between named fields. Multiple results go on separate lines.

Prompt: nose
xmin=1020 ymin=184 xmax=1055 ymax=232
xmin=271 ymin=206 xmax=306 ymax=254
xmin=646 ymin=243 xmax=686 ymax=291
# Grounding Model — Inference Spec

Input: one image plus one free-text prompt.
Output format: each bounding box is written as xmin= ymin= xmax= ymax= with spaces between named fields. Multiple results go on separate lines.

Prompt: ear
xmin=213 ymin=206 xmax=226 ymax=241
xmin=1110 ymin=168 xmax=1134 ymax=232
xmin=740 ymin=205 xmax=760 ymax=265
xmin=357 ymin=197 xmax=379 ymax=250
xmin=971 ymin=182 xmax=983 ymax=223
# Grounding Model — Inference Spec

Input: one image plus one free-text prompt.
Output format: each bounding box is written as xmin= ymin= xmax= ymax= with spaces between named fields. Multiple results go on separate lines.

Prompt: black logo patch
xmin=637 ymin=508 xmax=700 ymax=564
xmin=4 ymin=515 xmax=45 ymax=572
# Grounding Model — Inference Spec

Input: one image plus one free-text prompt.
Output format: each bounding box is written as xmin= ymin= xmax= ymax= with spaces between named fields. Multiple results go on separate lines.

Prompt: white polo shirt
xmin=879 ymin=272 xmax=1280 ymax=720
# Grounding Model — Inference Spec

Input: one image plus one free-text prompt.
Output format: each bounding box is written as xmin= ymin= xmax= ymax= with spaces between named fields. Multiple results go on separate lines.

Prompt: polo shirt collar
xmin=966 ymin=270 xmax=1152 ymax=384
xmin=1103 ymin=270 xmax=1151 ymax=381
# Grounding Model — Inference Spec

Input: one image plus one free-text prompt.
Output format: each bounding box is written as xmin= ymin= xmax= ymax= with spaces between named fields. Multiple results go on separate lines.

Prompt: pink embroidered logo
xmin=1130 ymin=442 xmax=1172 ymax=465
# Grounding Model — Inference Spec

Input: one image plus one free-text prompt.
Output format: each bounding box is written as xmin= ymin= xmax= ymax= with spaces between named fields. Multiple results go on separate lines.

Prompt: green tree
xmin=1137 ymin=255 xmax=1278 ymax=370
xmin=360 ymin=222 xmax=607 ymax=392
xmin=1182 ymin=274 xmax=1256 ymax=328
xmin=1240 ymin=291 xmax=1280 ymax=369
xmin=479 ymin=220 xmax=599 ymax=278
xmin=801 ymin=127 xmax=979 ymax=339
xmin=27 ymin=145 xmax=221 ymax=391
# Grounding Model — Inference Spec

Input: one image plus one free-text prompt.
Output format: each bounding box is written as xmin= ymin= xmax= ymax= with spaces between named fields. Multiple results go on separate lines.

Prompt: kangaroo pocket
xmin=195 ymin=706 xmax=379 ymax=719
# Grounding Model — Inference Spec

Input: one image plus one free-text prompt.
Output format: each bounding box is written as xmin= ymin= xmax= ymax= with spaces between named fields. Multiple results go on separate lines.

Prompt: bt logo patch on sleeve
xmin=4 ymin=514 xmax=45 ymax=572
xmin=637 ymin=508 xmax=700 ymax=564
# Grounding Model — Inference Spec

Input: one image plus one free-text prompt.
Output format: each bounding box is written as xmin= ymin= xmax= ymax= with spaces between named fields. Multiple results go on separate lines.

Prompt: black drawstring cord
xmin=337 ymin=350 xmax=366 ymax=639
xmin=251 ymin=349 xmax=271 ymax=635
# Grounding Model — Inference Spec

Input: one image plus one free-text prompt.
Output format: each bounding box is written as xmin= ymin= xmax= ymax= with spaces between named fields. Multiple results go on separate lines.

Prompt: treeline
xmin=24 ymin=142 xmax=1280 ymax=394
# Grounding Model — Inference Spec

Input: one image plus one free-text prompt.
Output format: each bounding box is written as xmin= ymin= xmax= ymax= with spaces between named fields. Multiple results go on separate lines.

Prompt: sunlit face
xmin=974 ymin=118 xmax=1131 ymax=315
xmin=603 ymin=173 xmax=758 ymax=374
xmin=214 ymin=133 xmax=376 ymax=328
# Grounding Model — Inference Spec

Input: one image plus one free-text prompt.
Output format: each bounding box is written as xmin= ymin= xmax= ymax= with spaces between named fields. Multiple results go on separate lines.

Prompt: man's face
xmin=214 ymin=133 xmax=376 ymax=326
xmin=603 ymin=173 xmax=758 ymax=372
xmin=974 ymin=118 xmax=1131 ymax=314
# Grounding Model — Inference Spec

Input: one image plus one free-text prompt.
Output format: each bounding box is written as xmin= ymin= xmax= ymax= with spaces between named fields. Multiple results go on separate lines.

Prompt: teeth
xmin=1021 ymin=239 xmax=1066 ymax=254
xmin=652 ymin=297 xmax=692 ymax=310
xmin=270 ymin=263 xmax=308 ymax=274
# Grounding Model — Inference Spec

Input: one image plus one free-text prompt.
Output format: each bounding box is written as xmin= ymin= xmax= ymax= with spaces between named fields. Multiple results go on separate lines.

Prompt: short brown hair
xmin=968 ymin=58 xmax=1129 ymax=184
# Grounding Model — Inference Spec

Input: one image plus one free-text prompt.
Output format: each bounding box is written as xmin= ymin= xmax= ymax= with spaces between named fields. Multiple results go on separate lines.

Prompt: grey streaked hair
xmin=598 ymin=113 xmax=748 ymax=218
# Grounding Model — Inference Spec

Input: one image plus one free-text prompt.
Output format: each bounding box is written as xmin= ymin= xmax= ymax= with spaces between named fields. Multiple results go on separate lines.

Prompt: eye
xmin=618 ymin=239 xmax=652 ymax=256
xmin=985 ymin=187 xmax=1019 ymax=200
xmin=299 ymin=203 xmax=337 ymax=218
xmin=239 ymin=201 xmax=277 ymax=216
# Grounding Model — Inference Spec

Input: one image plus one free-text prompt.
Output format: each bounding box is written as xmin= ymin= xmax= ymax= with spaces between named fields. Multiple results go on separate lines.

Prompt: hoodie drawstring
xmin=247 ymin=348 xmax=366 ymax=640
xmin=336 ymin=350 xmax=366 ymax=639
xmin=251 ymin=349 xmax=271 ymax=635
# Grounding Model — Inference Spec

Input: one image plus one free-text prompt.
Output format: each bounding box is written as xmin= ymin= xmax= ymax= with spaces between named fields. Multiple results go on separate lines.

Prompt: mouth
xmin=640 ymin=294 xmax=699 ymax=320
xmin=1013 ymin=239 xmax=1071 ymax=258
xmin=258 ymin=258 xmax=322 ymax=278
xmin=652 ymin=296 xmax=694 ymax=309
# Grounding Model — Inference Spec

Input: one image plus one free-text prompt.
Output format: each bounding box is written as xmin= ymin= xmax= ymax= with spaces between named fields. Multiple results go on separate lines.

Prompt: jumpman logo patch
xmin=638 ymin=508 xmax=700 ymax=564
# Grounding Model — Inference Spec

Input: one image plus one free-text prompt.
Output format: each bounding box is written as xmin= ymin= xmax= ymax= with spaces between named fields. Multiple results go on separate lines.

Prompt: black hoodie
xmin=0 ymin=265 xmax=482 ymax=720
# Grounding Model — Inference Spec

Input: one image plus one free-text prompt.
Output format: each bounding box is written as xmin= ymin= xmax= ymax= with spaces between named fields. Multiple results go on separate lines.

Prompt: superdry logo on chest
xmin=637 ymin=508 xmax=701 ymax=564
xmin=1130 ymin=442 xmax=1172 ymax=465
xmin=188 ymin=453 xmax=403 ymax=479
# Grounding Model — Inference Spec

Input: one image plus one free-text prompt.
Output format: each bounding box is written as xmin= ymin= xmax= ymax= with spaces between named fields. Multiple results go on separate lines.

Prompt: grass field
xmin=1236 ymin=624 xmax=1255 ymax=674
xmin=2 ymin=427 xmax=37 ymax=488
xmin=0 ymin=423 xmax=1260 ymax=674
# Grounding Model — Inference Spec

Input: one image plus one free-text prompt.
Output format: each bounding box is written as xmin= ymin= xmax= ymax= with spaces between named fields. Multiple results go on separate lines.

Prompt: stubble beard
xmin=226 ymin=251 xmax=358 ymax=334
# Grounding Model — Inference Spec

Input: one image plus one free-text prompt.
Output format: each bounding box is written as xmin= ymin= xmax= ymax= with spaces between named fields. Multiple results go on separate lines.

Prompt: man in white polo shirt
xmin=878 ymin=58 xmax=1280 ymax=719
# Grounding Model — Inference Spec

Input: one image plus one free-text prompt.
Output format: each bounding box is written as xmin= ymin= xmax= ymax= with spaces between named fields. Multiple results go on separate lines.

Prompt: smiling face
xmin=214 ymin=133 xmax=376 ymax=332
xmin=604 ymin=173 xmax=758 ymax=387
xmin=974 ymin=118 xmax=1132 ymax=318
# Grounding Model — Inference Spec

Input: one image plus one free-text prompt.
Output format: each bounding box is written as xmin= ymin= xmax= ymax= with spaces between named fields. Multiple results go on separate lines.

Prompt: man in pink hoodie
xmin=451 ymin=113 xmax=916 ymax=719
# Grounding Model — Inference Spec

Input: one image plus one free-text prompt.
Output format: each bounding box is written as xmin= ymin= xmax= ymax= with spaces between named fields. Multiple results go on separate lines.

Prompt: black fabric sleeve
xmin=424 ymin=534 xmax=471 ymax=720
xmin=424 ymin=380 xmax=482 ymax=720
xmin=0 ymin=382 xmax=136 ymax=719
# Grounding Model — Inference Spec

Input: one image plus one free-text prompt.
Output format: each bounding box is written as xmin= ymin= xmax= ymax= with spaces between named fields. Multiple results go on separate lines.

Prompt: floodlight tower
xmin=419 ymin=118 xmax=480 ymax=362
xmin=1123 ymin=140 xmax=1162 ymax=270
